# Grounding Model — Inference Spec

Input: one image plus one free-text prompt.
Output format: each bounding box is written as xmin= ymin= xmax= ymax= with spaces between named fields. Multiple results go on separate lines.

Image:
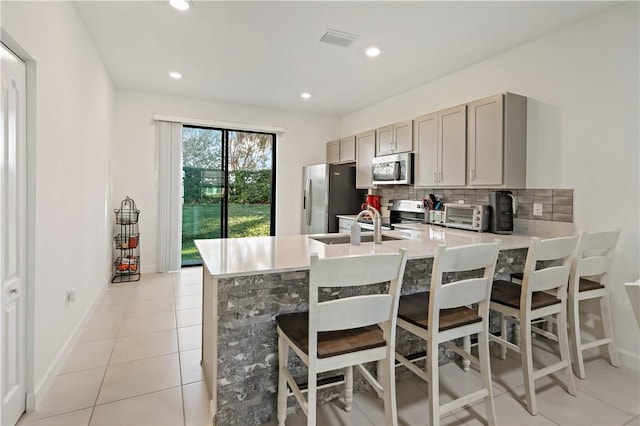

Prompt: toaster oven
xmin=444 ymin=204 xmax=490 ymax=232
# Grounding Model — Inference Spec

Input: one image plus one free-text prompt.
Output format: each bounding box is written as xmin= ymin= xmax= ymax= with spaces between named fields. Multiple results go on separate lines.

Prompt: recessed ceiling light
xmin=365 ymin=46 xmax=381 ymax=58
xmin=300 ymin=92 xmax=312 ymax=100
xmin=169 ymin=71 xmax=182 ymax=79
xmin=169 ymin=0 xmax=190 ymax=11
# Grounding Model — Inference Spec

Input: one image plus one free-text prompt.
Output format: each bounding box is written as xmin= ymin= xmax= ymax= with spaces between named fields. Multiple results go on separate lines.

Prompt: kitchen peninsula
xmin=195 ymin=227 xmax=533 ymax=425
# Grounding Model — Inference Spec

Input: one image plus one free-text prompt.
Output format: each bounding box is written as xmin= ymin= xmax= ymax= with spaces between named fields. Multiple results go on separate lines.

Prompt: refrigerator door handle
xmin=306 ymin=179 xmax=312 ymax=226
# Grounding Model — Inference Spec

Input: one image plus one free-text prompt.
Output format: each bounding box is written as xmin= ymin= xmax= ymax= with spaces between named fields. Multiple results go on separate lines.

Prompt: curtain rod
xmin=152 ymin=114 xmax=285 ymax=134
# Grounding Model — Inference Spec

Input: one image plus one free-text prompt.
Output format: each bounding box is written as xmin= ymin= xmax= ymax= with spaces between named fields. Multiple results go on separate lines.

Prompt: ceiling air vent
xmin=319 ymin=29 xmax=358 ymax=48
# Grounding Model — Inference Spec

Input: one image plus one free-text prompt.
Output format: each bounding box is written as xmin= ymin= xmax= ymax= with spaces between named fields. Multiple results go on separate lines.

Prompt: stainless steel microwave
xmin=372 ymin=153 xmax=413 ymax=185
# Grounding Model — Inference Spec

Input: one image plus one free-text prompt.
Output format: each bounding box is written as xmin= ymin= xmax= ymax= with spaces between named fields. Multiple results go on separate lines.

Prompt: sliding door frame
xmin=182 ymin=125 xmax=276 ymax=254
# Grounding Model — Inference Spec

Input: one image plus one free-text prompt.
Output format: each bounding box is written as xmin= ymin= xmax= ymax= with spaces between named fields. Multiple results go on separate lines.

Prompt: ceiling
xmin=73 ymin=1 xmax=617 ymax=116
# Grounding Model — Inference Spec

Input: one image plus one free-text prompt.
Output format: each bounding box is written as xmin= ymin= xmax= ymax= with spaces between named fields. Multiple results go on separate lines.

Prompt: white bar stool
xmin=276 ymin=248 xmax=408 ymax=426
xmin=568 ymin=229 xmax=621 ymax=379
xmin=489 ymin=236 xmax=578 ymax=415
xmin=395 ymin=242 xmax=500 ymax=426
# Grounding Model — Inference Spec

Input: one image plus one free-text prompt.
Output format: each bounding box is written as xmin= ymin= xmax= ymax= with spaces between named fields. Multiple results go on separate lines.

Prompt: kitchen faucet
xmin=355 ymin=205 xmax=383 ymax=244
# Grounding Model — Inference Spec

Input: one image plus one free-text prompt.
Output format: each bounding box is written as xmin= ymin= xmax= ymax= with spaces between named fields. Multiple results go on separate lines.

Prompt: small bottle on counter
xmin=350 ymin=223 xmax=361 ymax=245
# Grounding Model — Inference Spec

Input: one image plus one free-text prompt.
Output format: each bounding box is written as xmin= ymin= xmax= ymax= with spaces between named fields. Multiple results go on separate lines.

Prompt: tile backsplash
xmin=375 ymin=187 xmax=574 ymax=223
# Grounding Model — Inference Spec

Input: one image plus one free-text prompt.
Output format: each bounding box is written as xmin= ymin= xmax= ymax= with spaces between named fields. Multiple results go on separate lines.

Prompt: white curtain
xmin=156 ymin=121 xmax=183 ymax=272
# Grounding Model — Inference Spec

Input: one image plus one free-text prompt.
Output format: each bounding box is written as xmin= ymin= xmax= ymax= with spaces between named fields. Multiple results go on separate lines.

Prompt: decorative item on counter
xmin=424 ymin=193 xmax=442 ymax=210
xmin=350 ymin=223 xmax=361 ymax=245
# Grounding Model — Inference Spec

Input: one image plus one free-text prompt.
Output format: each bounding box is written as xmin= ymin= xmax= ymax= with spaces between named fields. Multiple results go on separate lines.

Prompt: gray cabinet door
xmin=414 ymin=113 xmax=439 ymax=187
xmin=375 ymin=125 xmax=393 ymax=156
xmin=393 ymin=120 xmax=413 ymax=153
xmin=326 ymin=140 xmax=339 ymax=164
xmin=355 ymin=131 xmax=376 ymax=189
xmin=468 ymin=94 xmax=503 ymax=185
xmin=438 ymin=105 xmax=467 ymax=186
xmin=339 ymin=136 xmax=356 ymax=163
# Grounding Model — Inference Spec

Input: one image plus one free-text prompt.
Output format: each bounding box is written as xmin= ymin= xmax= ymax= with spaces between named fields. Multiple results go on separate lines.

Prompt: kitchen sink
xmin=309 ymin=234 xmax=404 ymax=245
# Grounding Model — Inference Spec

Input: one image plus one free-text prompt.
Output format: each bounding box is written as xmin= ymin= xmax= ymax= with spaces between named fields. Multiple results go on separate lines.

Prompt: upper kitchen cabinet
xmin=413 ymin=112 xmax=438 ymax=187
xmin=326 ymin=140 xmax=340 ymax=164
xmin=326 ymin=136 xmax=356 ymax=164
xmin=467 ymin=92 xmax=527 ymax=188
xmin=415 ymin=105 xmax=467 ymax=187
xmin=339 ymin=136 xmax=356 ymax=163
xmin=375 ymin=120 xmax=413 ymax=156
xmin=355 ymin=130 xmax=376 ymax=189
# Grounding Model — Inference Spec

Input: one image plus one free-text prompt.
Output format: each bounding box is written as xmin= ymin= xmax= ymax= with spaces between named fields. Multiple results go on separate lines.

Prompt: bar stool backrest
xmin=429 ymin=242 xmax=500 ymax=332
xmin=571 ymin=229 xmax=620 ymax=291
xmin=521 ymin=236 xmax=578 ymax=306
xmin=309 ymin=249 xmax=408 ymax=338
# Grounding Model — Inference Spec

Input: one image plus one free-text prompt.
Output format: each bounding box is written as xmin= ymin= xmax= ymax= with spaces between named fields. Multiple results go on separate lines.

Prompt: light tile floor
xmin=18 ymin=268 xmax=640 ymax=426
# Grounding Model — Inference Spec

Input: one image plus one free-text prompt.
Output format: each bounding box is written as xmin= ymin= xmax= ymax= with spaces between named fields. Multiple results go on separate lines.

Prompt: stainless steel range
xmin=388 ymin=199 xmax=428 ymax=227
xmin=355 ymin=199 xmax=428 ymax=231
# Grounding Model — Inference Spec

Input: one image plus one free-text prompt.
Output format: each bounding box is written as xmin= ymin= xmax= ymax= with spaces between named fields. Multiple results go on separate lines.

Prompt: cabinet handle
xmin=471 ymin=169 xmax=476 ymax=181
xmin=438 ymin=172 xmax=442 ymax=182
xmin=433 ymin=172 xmax=437 ymax=183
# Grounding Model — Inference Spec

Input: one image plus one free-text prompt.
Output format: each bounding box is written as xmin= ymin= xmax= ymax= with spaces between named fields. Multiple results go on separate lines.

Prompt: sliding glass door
xmin=181 ymin=126 xmax=275 ymax=266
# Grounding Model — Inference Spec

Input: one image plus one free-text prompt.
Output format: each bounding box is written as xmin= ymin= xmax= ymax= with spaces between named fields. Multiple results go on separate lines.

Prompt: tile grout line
xmin=87 ymin=293 xmax=128 ymax=426
xmin=172 ymin=280 xmax=188 ymax=426
xmin=92 ymin=384 xmax=184 ymax=409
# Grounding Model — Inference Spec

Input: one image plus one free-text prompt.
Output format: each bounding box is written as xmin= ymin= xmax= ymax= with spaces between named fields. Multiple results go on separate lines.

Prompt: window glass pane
xmin=227 ymin=131 xmax=273 ymax=238
xmin=181 ymin=127 xmax=223 ymax=266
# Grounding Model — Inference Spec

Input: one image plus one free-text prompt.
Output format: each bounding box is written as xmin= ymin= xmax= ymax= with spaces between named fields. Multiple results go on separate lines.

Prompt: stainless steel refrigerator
xmin=301 ymin=164 xmax=366 ymax=234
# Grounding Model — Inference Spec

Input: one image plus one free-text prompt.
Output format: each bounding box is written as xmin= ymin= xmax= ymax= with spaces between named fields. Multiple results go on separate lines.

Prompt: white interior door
xmin=1 ymin=43 xmax=27 ymax=426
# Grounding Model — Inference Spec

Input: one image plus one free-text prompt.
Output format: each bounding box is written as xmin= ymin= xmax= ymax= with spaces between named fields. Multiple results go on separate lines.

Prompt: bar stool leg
xmin=306 ymin=371 xmax=317 ymax=426
xmin=375 ymin=360 xmax=384 ymax=399
xmin=557 ymin=310 xmax=577 ymax=396
xmin=277 ymin=335 xmax=288 ymax=426
xmin=520 ymin=317 xmax=538 ymax=415
xmin=380 ymin=354 xmax=398 ymax=426
xmin=344 ymin=366 xmax=353 ymax=412
xmin=500 ymin=313 xmax=508 ymax=360
xmin=462 ymin=335 xmax=471 ymax=372
xmin=427 ymin=339 xmax=441 ymax=426
xmin=568 ymin=297 xmax=586 ymax=379
xmin=478 ymin=329 xmax=497 ymax=425
xmin=601 ymin=293 xmax=620 ymax=368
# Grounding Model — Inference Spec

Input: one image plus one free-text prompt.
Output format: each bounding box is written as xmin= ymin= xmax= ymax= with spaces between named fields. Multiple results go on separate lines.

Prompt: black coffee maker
xmin=489 ymin=191 xmax=515 ymax=234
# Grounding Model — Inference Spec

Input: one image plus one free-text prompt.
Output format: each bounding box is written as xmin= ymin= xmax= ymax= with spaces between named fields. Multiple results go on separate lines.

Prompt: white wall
xmin=113 ymin=90 xmax=339 ymax=272
xmin=1 ymin=1 xmax=114 ymax=396
xmin=340 ymin=3 xmax=640 ymax=368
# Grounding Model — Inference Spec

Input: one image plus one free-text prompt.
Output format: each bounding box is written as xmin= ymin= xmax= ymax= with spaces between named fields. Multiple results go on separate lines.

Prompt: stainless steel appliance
xmin=372 ymin=153 xmax=413 ymax=185
xmin=301 ymin=164 xmax=366 ymax=234
xmin=429 ymin=210 xmax=446 ymax=226
xmin=489 ymin=191 xmax=515 ymax=234
xmin=388 ymin=199 xmax=427 ymax=225
xmin=355 ymin=199 xmax=427 ymax=231
xmin=444 ymin=203 xmax=490 ymax=232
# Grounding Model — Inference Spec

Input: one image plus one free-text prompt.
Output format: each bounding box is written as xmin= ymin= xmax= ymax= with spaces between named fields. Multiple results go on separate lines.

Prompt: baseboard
xmin=27 ymin=284 xmax=107 ymax=412
xmin=141 ymin=263 xmax=158 ymax=274
xmin=618 ymin=347 xmax=640 ymax=371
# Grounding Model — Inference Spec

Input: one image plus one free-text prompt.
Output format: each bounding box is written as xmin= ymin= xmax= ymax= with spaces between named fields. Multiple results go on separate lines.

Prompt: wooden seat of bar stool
xmin=396 ymin=242 xmax=500 ymax=426
xmin=276 ymin=249 xmax=408 ymax=426
xmin=489 ymin=236 xmax=578 ymax=415
xmin=568 ymin=229 xmax=621 ymax=379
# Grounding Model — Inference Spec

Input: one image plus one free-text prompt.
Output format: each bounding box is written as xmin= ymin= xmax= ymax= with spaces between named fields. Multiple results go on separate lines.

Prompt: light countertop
xmin=195 ymin=226 xmax=532 ymax=279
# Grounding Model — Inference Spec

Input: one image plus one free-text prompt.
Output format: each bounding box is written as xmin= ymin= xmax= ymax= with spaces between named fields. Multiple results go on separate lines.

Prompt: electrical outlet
xmin=66 ymin=289 xmax=76 ymax=302
xmin=533 ymin=203 xmax=543 ymax=216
